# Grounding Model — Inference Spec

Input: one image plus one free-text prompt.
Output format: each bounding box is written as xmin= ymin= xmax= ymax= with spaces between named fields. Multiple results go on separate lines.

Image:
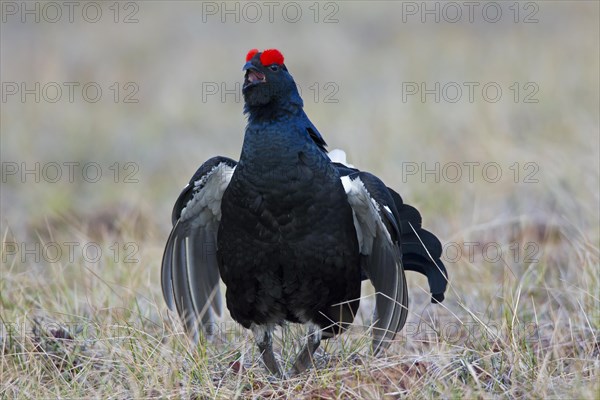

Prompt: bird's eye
xmin=269 ymin=65 xmax=279 ymax=72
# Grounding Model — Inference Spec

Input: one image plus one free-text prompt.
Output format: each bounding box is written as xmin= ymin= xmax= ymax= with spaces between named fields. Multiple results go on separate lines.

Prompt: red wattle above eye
xmin=246 ymin=49 xmax=259 ymax=62
xmin=260 ymin=49 xmax=284 ymax=66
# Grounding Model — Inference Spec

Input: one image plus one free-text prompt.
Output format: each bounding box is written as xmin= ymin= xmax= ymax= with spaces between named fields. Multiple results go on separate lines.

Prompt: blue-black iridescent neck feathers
xmin=242 ymin=49 xmax=327 ymax=152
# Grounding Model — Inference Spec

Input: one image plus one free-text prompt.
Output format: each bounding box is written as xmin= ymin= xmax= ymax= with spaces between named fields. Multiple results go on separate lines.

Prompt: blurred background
xmin=2 ymin=1 xmax=598 ymax=237
xmin=0 ymin=1 xmax=598 ymax=396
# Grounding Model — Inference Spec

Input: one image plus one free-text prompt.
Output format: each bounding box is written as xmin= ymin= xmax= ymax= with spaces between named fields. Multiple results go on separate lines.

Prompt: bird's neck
xmin=239 ymin=109 xmax=322 ymax=171
xmin=244 ymin=92 xmax=304 ymax=124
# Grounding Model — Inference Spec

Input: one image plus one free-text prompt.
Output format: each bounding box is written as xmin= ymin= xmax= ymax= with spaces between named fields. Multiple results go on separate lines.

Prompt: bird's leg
xmin=251 ymin=324 xmax=283 ymax=377
xmin=290 ymin=323 xmax=322 ymax=375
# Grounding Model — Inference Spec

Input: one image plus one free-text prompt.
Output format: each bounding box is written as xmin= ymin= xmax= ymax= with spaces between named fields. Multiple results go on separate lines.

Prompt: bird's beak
xmin=243 ymin=62 xmax=266 ymax=89
xmin=243 ymin=61 xmax=257 ymax=71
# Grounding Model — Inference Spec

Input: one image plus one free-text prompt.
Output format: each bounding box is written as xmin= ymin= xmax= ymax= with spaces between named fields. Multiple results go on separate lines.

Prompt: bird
xmin=161 ymin=48 xmax=448 ymax=377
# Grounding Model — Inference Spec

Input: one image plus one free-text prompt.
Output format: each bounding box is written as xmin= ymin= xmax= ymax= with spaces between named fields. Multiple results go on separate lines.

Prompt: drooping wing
xmin=161 ymin=156 xmax=236 ymax=342
xmin=331 ymin=149 xmax=448 ymax=304
xmin=341 ymin=171 xmax=409 ymax=354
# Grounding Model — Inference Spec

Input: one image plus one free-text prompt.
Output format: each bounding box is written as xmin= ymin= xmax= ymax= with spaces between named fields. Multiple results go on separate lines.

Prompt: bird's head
xmin=242 ymin=48 xmax=302 ymax=112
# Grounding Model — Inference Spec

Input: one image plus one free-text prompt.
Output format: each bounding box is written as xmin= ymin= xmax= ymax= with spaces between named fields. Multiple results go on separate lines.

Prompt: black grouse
xmin=161 ymin=49 xmax=448 ymax=376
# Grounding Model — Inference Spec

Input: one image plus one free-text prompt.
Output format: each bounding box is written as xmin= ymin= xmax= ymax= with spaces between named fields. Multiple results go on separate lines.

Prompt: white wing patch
xmin=341 ymin=175 xmax=390 ymax=254
xmin=181 ymin=163 xmax=236 ymax=226
xmin=328 ymin=149 xmax=355 ymax=168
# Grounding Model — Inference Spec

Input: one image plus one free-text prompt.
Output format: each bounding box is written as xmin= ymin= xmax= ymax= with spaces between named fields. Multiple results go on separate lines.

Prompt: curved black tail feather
xmin=388 ymin=188 xmax=447 ymax=303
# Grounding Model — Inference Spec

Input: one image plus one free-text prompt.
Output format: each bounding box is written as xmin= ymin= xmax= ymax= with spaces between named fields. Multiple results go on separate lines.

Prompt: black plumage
xmin=161 ymin=49 xmax=448 ymax=376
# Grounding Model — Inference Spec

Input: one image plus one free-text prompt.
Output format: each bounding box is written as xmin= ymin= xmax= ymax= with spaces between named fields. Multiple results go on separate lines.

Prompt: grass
xmin=1 ymin=2 xmax=599 ymax=399
xmin=1 ymin=171 xmax=598 ymax=399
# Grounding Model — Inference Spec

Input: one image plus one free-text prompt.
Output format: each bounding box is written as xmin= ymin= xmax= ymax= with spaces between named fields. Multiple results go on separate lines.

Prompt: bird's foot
xmin=260 ymin=344 xmax=284 ymax=377
xmin=289 ymin=323 xmax=322 ymax=376
xmin=251 ymin=323 xmax=285 ymax=377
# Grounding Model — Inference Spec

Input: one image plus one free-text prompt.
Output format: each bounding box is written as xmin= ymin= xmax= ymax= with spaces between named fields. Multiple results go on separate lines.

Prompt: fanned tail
xmin=388 ymin=188 xmax=447 ymax=303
